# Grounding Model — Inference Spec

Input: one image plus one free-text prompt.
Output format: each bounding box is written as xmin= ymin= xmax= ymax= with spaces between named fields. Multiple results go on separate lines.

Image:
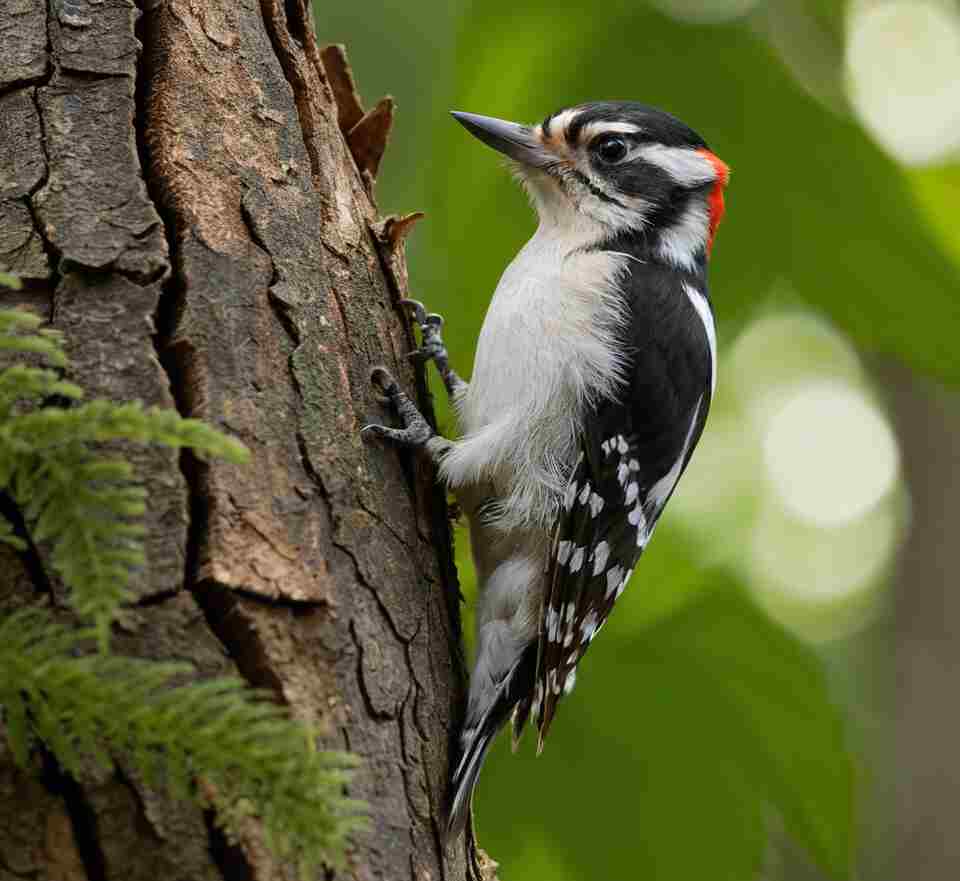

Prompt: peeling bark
xmin=0 ymin=1 xmax=482 ymax=879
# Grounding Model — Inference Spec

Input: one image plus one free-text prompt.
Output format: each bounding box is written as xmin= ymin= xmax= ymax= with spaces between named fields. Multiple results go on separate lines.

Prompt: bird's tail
xmin=445 ymin=641 xmax=537 ymax=843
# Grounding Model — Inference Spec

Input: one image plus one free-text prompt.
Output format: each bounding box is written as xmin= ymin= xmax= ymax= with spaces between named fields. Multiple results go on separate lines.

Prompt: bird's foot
xmin=399 ymin=299 xmax=468 ymax=402
xmin=361 ymin=366 xmax=439 ymax=450
xmin=400 ymin=298 xmax=449 ymax=364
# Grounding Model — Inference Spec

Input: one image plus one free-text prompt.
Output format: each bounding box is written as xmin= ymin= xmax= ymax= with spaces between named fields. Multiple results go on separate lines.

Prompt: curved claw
xmin=369 ymin=365 xmax=399 ymax=397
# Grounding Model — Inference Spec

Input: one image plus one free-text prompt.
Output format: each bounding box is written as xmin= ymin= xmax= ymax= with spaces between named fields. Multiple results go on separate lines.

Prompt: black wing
xmin=528 ymin=264 xmax=715 ymax=747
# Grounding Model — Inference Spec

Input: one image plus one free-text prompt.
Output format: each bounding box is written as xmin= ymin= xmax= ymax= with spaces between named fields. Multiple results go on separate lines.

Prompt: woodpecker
xmin=362 ymin=101 xmax=728 ymax=841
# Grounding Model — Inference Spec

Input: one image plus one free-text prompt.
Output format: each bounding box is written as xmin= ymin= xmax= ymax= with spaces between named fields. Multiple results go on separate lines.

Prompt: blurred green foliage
xmin=314 ymin=1 xmax=960 ymax=879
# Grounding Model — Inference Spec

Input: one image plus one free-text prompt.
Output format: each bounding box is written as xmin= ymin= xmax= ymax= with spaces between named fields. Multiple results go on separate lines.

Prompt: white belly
xmin=439 ymin=228 xmax=628 ymax=530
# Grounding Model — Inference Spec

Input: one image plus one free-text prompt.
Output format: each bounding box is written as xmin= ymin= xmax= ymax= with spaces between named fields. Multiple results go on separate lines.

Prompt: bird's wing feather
xmin=531 ymin=264 xmax=714 ymax=747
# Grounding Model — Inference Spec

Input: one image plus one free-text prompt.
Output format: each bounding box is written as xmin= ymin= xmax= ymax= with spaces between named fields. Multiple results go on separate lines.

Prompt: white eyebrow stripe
xmin=580 ymin=121 xmax=644 ymax=140
xmin=632 ymin=144 xmax=716 ymax=186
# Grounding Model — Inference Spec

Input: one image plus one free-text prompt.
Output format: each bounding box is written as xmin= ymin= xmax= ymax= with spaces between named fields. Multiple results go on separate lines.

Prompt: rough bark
xmin=0 ymin=2 xmax=488 ymax=879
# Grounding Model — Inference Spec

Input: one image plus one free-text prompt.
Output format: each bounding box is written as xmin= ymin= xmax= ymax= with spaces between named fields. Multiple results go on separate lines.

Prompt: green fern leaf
xmin=0 ymin=609 xmax=365 ymax=869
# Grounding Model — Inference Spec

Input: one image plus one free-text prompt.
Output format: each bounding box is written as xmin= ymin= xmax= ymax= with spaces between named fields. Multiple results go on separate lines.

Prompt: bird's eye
xmin=595 ymin=136 xmax=628 ymax=164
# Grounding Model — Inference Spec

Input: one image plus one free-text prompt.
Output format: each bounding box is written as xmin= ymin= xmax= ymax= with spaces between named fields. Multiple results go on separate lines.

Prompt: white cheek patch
xmin=633 ymin=144 xmax=717 ymax=187
xmin=657 ymin=201 xmax=710 ymax=272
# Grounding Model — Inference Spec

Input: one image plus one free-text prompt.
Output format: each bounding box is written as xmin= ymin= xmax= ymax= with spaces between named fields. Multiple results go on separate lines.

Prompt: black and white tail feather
xmin=446 ymin=644 xmax=537 ymax=841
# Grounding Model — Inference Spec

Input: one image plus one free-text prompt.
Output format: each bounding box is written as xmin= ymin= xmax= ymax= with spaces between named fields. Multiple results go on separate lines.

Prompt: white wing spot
xmin=564 ymin=481 xmax=578 ymax=511
xmin=628 ymin=459 xmax=640 ymax=472
xmin=563 ymin=668 xmax=577 ymax=695
xmin=580 ymin=610 xmax=599 ymax=643
xmin=589 ymin=493 xmax=605 ymax=517
xmin=569 ymin=546 xmax=585 ymax=573
xmin=625 ymin=481 xmax=639 ymax=505
xmin=545 ymin=606 xmax=561 ymax=642
xmin=557 ymin=540 xmax=573 ymax=565
xmin=592 ymin=541 xmax=610 ymax=575
xmin=606 ymin=565 xmax=624 ymax=598
xmin=617 ymin=436 xmax=629 ymax=454
xmin=617 ymin=462 xmax=630 ymax=486
xmin=578 ymin=481 xmax=592 ymax=505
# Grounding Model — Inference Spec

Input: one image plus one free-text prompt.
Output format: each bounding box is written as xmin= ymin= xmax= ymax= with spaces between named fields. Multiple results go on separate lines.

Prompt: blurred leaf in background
xmin=313 ymin=0 xmax=960 ymax=878
xmin=481 ymin=582 xmax=854 ymax=881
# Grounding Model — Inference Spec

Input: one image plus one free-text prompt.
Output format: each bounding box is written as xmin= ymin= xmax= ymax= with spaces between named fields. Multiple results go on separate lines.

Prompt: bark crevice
xmin=258 ymin=0 xmax=324 ymax=184
xmin=26 ymin=75 xmax=59 ymax=297
xmin=41 ymin=751 xmax=107 ymax=881
xmin=205 ymin=807 xmax=256 ymax=881
xmin=0 ymin=491 xmax=54 ymax=599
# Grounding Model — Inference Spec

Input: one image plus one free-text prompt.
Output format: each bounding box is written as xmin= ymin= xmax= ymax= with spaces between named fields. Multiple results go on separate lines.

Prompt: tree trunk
xmin=0 ymin=2 xmax=488 ymax=879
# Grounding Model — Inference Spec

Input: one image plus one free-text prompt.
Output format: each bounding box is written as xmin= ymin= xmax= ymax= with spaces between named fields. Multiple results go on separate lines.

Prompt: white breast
xmin=439 ymin=223 xmax=628 ymax=529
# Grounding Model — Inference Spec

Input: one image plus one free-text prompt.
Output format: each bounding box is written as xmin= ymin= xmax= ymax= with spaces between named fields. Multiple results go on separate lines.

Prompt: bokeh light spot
xmin=762 ymin=381 xmax=900 ymax=527
xmin=846 ymin=0 xmax=960 ymax=165
xmin=745 ymin=497 xmax=900 ymax=640
xmin=726 ymin=310 xmax=865 ymax=424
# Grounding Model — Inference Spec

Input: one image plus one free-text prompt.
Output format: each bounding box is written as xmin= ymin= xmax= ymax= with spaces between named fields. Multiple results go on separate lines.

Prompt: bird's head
xmin=452 ymin=101 xmax=729 ymax=269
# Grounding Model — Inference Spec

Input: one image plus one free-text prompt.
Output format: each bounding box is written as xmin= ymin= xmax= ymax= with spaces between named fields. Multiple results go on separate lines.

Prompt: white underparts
xmin=439 ymin=194 xmax=630 ymax=532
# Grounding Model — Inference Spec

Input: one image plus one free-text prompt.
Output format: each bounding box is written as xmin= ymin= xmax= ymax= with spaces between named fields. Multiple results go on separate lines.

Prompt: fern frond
xmin=0 ymin=515 xmax=26 ymax=551
xmin=0 ymin=308 xmax=249 ymax=646
xmin=0 ymin=271 xmax=23 ymax=290
xmin=0 ymin=308 xmax=66 ymax=367
xmin=0 ymin=305 xmax=365 ymax=868
xmin=8 ymin=400 xmax=248 ymax=461
xmin=0 ymin=364 xmax=84 ymax=416
xmin=0 ymin=609 xmax=365 ymax=869
xmin=0 ymin=400 xmax=247 ymax=648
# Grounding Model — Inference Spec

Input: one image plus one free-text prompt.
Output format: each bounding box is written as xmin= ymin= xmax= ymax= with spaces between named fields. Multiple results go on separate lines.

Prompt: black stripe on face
xmin=570 ymin=169 xmax=629 ymax=209
xmin=565 ymin=113 xmax=588 ymax=147
xmin=541 ymin=111 xmax=557 ymax=140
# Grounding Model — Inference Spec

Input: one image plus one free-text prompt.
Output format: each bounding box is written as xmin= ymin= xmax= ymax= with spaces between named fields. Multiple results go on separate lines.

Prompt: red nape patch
xmin=697 ymin=148 xmax=730 ymax=255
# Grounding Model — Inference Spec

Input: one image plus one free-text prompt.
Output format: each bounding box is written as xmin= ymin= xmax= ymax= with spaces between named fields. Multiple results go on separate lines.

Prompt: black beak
xmin=451 ymin=111 xmax=551 ymax=168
